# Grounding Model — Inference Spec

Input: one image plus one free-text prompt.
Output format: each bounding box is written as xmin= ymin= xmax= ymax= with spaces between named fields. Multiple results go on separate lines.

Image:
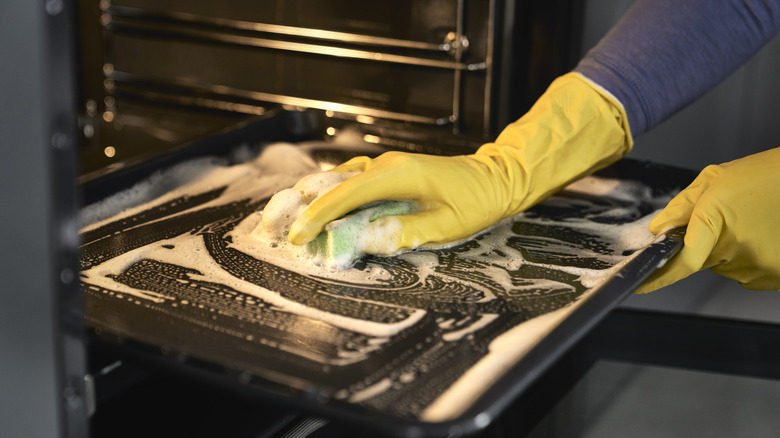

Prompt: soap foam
xmin=82 ymin=143 xmax=321 ymax=233
xmin=79 ymin=156 xmax=227 ymax=228
xmin=254 ymin=168 xmax=358 ymax=262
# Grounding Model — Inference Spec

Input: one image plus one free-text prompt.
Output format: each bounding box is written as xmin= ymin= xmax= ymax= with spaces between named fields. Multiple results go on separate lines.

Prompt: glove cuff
xmin=571 ymin=72 xmax=634 ymax=153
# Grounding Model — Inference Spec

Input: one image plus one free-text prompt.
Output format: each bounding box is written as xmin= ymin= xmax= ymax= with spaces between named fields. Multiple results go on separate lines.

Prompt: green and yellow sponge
xmin=306 ymin=200 xmax=415 ymax=268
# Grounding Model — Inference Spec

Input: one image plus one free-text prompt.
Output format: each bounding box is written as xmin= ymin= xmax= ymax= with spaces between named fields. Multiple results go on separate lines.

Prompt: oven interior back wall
xmin=75 ymin=0 xmax=583 ymax=179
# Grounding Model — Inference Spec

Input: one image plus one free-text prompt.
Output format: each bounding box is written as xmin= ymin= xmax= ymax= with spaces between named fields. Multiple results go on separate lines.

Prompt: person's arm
xmin=283 ymin=73 xmax=631 ymax=255
xmin=578 ymin=0 xmax=780 ymax=292
xmin=576 ymin=0 xmax=780 ymax=137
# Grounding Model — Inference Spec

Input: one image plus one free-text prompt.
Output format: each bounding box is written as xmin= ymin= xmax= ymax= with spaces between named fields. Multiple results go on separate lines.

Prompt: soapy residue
xmin=80 ymin=142 xmax=677 ymax=423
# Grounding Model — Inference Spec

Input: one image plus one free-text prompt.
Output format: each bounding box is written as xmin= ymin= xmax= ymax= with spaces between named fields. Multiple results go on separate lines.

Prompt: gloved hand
xmin=285 ymin=72 xmax=633 ymax=254
xmin=637 ymin=147 xmax=780 ymax=293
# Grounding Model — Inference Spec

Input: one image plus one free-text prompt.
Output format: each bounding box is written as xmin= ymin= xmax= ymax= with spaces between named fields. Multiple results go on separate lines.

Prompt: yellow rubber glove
xmin=287 ymin=72 xmax=633 ymax=254
xmin=636 ymin=147 xmax=780 ymax=293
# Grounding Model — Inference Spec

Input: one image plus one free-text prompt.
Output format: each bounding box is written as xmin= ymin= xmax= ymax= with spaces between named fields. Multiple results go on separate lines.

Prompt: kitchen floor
xmin=527 ymin=272 xmax=780 ymax=438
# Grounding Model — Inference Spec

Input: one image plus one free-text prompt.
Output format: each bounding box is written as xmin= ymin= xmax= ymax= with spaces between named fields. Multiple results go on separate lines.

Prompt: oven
xmin=5 ymin=1 xmax=780 ymax=438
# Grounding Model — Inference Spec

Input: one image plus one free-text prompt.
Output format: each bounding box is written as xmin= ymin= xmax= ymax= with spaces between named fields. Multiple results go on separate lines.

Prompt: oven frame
xmin=0 ymin=0 xmax=87 ymax=437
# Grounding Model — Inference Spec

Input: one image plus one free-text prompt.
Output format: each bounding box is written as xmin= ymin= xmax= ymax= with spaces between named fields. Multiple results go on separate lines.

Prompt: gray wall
xmin=581 ymin=0 xmax=780 ymax=171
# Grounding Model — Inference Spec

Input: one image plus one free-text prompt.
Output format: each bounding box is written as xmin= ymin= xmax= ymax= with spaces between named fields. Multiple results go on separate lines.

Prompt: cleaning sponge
xmin=306 ymin=200 xmax=415 ymax=268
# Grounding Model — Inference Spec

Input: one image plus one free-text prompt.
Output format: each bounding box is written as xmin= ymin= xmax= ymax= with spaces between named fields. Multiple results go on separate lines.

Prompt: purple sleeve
xmin=575 ymin=0 xmax=780 ymax=137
